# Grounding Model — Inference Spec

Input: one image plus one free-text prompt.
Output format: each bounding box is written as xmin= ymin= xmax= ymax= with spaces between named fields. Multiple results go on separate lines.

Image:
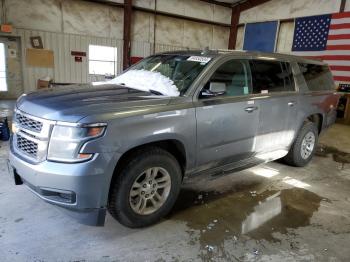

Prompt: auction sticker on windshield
xmin=187 ymin=56 xmax=211 ymax=64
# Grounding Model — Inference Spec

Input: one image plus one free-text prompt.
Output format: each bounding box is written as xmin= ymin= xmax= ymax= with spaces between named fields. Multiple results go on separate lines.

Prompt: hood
xmin=17 ymin=84 xmax=172 ymax=122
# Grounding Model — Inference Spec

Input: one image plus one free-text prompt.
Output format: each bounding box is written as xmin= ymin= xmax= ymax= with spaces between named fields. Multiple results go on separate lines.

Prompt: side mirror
xmin=200 ymin=82 xmax=226 ymax=98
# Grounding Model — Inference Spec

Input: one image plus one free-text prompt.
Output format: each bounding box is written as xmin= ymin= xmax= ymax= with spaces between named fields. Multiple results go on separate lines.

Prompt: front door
xmin=195 ymin=59 xmax=260 ymax=171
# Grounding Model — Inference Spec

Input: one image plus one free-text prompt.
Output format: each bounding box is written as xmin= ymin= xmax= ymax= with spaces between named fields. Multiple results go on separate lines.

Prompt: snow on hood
xmin=108 ymin=69 xmax=180 ymax=97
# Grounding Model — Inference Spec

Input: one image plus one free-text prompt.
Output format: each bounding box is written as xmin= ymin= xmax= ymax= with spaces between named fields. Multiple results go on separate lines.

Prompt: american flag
xmin=292 ymin=12 xmax=350 ymax=84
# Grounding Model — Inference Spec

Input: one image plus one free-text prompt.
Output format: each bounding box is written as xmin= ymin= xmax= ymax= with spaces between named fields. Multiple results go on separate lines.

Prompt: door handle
xmin=288 ymin=101 xmax=296 ymax=107
xmin=244 ymin=106 xmax=258 ymax=113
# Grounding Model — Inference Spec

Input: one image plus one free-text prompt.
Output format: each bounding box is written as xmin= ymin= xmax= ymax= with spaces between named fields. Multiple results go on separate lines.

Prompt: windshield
xmin=109 ymin=54 xmax=212 ymax=96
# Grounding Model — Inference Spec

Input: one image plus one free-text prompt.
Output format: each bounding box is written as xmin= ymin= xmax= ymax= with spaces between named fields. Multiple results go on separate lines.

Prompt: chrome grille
xmin=12 ymin=110 xmax=54 ymax=162
xmin=16 ymin=134 xmax=38 ymax=158
xmin=16 ymin=112 xmax=43 ymax=132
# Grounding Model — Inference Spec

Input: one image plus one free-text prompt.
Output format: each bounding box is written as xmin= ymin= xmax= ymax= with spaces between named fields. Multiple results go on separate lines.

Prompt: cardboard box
xmin=37 ymin=79 xmax=51 ymax=89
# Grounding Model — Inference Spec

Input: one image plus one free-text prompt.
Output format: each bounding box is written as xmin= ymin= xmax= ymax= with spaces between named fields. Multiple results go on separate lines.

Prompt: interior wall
xmin=130 ymin=8 xmax=230 ymax=57
xmin=129 ymin=0 xmax=231 ymax=25
xmin=5 ymin=0 xmax=231 ymax=47
xmin=276 ymin=21 xmax=295 ymax=53
xmin=0 ymin=0 xmax=125 ymax=97
xmin=235 ymin=26 xmax=245 ymax=50
xmin=239 ymin=0 xmax=344 ymax=24
xmin=0 ymin=0 xmax=232 ymax=98
xmin=237 ymin=0 xmax=348 ymax=54
xmin=345 ymin=0 xmax=350 ymax=11
xmin=6 ymin=0 xmax=124 ymax=38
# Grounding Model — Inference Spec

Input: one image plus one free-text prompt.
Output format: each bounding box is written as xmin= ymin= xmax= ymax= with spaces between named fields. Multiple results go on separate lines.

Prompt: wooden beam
xmin=228 ymin=5 xmax=240 ymax=49
xmin=340 ymin=0 xmax=347 ymax=12
xmin=123 ymin=0 xmax=132 ymax=70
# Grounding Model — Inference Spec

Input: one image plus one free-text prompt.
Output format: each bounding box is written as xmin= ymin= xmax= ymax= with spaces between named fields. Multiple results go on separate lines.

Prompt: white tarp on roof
xmin=109 ymin=69 xmax=180 ymax=96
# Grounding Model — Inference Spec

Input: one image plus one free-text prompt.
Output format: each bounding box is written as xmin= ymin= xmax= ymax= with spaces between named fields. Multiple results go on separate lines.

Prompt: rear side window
xmin=250 ymin=60 xmax=295 ymax=94
xmin=298 ymin=63 xmax=334 ymax=91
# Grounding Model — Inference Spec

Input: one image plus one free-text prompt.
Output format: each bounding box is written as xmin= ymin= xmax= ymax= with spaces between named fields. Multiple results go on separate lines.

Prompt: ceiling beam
xmin=199 ymin=0 xmax=233 ymax=8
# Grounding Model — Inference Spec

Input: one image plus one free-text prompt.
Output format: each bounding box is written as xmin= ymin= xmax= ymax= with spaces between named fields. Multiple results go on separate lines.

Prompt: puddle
xmin=170 ymin=185 xmax=324 ymax=257
xmin=316 ymin=144 xmax=350 ymax=168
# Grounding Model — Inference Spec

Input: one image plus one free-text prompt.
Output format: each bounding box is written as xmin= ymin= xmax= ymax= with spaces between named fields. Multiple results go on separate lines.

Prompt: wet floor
xmin=169 ymin=183 xmax=325 ymax=257
xmin=316 ymin=143 xmax=350 ymax=168
xmin=1 ymin=124 xmax=350 ymax=261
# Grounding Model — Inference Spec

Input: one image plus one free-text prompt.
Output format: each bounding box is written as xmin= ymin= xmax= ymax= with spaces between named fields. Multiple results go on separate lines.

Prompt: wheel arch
xmin=107 ymin=139 xmax=187 ymax=202
xmin=306 ymin=113 xmax=323 ymax=134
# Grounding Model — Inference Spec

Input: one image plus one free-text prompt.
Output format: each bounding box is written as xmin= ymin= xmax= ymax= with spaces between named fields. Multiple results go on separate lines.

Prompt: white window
xmin=89 ymin=45 xmax=117 ymax=76
xmin=0 ymin=43 xmax=7 ymax=91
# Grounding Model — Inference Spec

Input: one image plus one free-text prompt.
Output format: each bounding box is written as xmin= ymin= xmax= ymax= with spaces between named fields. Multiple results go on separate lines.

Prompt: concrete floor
xmin=0 ymin=102 xmax=350 ymax=261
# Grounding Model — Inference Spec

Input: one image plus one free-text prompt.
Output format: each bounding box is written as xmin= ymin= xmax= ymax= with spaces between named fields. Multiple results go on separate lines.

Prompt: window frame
xmin=197 ymin=57 xmax=253 ymax=100
xmin=0 ymin=42 xmax=8 ymax=92
xmin=195 ymin=57 xmax=298 ymax=102
xmin=249 ymin=59 xmax=297 ymax=95
xmin=88 ymin=44 xmax=118 ymax=76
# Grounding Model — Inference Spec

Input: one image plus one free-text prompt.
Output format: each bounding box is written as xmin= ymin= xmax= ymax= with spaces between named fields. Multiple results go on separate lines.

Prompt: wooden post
xmin=123 ymin=0 xmax=132 ymax=70
xmin=228 ymin=5 xmax=240 ymax=50
xmin=340 ymin=0 xmax=347 ymax=12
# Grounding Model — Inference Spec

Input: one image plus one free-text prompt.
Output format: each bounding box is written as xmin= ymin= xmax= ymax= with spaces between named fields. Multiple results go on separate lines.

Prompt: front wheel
xmin=283 ymin=121 xmax=319 ymax=167
xmin=108 ymin=147 xmax=182 ymax=228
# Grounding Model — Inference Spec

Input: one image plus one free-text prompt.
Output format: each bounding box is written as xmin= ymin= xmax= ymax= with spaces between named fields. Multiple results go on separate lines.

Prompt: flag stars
xmin=292 ymin=15 xmax=331 ymax=51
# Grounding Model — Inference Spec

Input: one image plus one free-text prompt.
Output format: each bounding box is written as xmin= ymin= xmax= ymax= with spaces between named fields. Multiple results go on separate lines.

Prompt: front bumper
xmin=9 ymin=150 xmax=119 ymax=226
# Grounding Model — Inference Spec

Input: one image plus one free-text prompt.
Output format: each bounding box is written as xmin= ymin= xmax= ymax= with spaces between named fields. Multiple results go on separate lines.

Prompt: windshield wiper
xmin=149 ymin=89 xmax=164 ymax=96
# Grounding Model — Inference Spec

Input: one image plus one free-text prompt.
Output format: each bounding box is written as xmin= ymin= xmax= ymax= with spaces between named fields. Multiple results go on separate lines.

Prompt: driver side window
xmin=200 ymin=59 xmax=251 ymax=98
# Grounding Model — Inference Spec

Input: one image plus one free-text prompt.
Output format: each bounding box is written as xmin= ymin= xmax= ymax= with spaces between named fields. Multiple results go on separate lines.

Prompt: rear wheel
xmin=283 ymin=121 xmax=318 ymax=167
xmin=108 ymin=147 xmax=182 ymax=228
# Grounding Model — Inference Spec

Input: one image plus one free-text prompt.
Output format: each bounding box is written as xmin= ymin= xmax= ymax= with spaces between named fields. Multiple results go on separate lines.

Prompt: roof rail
xmin=215 ymin=49 xmax=247 ymax=53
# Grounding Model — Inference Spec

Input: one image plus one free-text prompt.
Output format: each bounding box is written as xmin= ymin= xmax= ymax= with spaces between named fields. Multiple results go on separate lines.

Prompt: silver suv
xmin=8 ymin=50 xmax=340 ymax=227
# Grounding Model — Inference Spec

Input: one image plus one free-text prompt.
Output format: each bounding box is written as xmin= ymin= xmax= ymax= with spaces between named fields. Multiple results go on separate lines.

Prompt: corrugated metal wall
xmin=14 ymin=28 xmax=196 ymax=93
xmin=131 ymin=40 xmax=194 ymax=58
xmin=1 ymin=0 xmax=232 ymax=97
xmin=14 ymin=28 xmax=124 ymax=93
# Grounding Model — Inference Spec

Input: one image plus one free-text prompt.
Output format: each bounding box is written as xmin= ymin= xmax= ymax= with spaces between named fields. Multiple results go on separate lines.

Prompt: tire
xmin=108 ymin=147 xmax=182 ymax=228
xmin=283 ymin=121 xmax=319 ymax=167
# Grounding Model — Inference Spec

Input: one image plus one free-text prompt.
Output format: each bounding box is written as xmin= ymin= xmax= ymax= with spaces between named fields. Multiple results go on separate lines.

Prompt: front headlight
xmin=47 ymin=123 xmax=106 ymax=163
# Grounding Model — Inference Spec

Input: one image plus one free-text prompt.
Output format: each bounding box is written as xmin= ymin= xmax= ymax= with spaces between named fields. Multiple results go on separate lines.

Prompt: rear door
xmin=194 ymin=58 xmax=261 ymax=171
xmin=249 ymin=60 xmax=298 ymax=155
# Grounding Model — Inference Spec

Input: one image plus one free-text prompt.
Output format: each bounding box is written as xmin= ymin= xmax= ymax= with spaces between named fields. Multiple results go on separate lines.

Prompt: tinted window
xmin=250 ymin=60 xmax=293 ymax=94
xmin=202 ymin=60 xmax=251 ymax=97
xmin=298 ymin=63 xmax=334 ymax=91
